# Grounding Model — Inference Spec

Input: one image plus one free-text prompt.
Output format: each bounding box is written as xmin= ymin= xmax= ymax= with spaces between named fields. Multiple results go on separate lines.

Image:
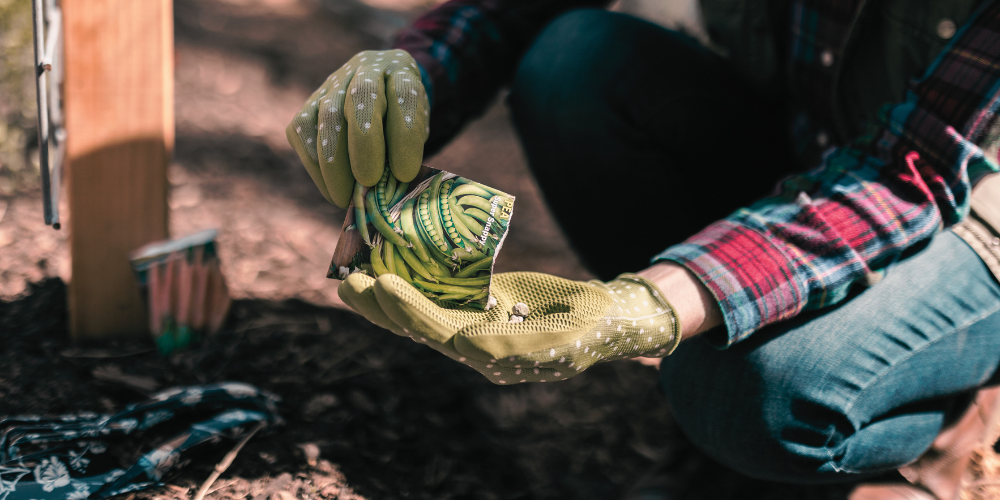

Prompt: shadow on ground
xmin=0 ymin=279 xmax=693 ymax=500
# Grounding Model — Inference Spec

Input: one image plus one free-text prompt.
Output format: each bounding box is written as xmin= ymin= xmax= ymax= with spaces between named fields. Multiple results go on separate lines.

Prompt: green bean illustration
xmin=415 ymin=206 xmax=460 ymax=270
xmin=440 ymin=180 xmax=485 ymax=259
xmin=455 ymin=255 xmax=494 ymax=278
xmin=435 ymin=275 xmax=491 ymax=286
xmin=383 ymin=240 xmax=397 ymax=277
xmin=457 ymin=194 xmax=495 ymax=214
xmin=417 ymin=190 xmax=452 ymax=256
xmin=454 ymin=178 xmax=506 ymax=198
xmin=436 ymin=292 xmax=472 ymax=301
xmin=389 ymin=181 xmax=410 ymax=207
xmin=450 ymin=183 xmax=492 ymax=200
xmin=439 ymin=179 xmax=463 ymax=248
xmin=390 ymin=244 xmax=413 ymax=283
xmin=455 ymin=209 xmax=484 ymax=235
xmin=412 ymin=279 xmax=485 ymax=296
xmin=365 ymin=188 xmax=410 ymax=248
xmin=450 ymin=246 xmax=479 ymax=263
xmin=447 ymin=192 xmax=484 ymax=246
xmin=462 ymin=207 xmax=503 ymax=235
xmin=413 ymin=241 xmax=452 ymax=276
xmin=370 ymin=244 xmax=389 ymax=276
xmin=353 ymin=183 xmax=372 ymax=246
xmin=426 ymin=172 xmax=453 ymax=257
xmin=400 ymin=198 xmax=434 ymax=263
xmin=347 ymin=169 xmax=514 ymax=306
xmin=375 ymin=170 xmax=401 ymax=231
xmin=463 ymin=206 xmax=489 ymax=223
xmin=397 ymin=242 xmax=439 ymax=282
xmin=383 ymin=172 xmax=397 ymax=206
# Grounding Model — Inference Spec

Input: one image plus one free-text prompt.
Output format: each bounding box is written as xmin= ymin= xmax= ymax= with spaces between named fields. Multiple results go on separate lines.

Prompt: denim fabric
xmin=508 ymin=9 xmax=792 ymax=281
xmin=660 ymin=231 xmax=1000 ymax=483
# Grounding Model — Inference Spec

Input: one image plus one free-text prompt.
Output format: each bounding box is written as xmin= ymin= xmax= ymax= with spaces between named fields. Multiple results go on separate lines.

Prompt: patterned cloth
xmin=0 ymin=383 xmax=281 ymax=500
xmin=394 ymin=0 xmax=1000 ymax=345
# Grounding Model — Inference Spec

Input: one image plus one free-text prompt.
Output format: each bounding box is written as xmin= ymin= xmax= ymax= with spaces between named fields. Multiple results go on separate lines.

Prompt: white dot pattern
xmin=290 ymin=49 xmax=429 ymax=168
xmin=358 ymin=273 xmax=681 ymax=386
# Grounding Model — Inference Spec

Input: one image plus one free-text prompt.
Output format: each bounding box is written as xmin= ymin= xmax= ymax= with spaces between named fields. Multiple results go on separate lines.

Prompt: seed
xmin=508 ymin=315 xmax=524 ymax=324
xmin=512 ymin=303 xmax=529 ymax=316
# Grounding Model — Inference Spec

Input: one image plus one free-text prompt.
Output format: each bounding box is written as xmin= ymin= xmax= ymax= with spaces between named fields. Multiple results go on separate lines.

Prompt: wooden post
xmin=63 ymin=0 xmax=173 ymax=339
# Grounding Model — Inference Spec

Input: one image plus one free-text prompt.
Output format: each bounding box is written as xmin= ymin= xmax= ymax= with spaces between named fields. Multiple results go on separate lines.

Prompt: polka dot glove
xmin=339 ymin=271 xmax=681 ymax=384
xmin=286 ymin=50 xmax=429 ymax=208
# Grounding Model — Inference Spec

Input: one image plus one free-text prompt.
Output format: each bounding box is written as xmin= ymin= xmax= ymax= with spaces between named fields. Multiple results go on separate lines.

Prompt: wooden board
xmin=63 ymin=0 xmax=173 ymax=339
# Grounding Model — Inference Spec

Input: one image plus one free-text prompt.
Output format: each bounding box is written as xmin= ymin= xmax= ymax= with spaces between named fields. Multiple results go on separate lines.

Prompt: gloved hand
xmin=339 ymin=271 xmax=682 ymax=384
xmin=287 ymin=50 xmax=429 ymax=208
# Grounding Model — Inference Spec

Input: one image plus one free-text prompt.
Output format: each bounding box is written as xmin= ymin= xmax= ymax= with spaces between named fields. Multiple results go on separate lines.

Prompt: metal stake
xmin=30 ymin=0 xmax=64 ymax=230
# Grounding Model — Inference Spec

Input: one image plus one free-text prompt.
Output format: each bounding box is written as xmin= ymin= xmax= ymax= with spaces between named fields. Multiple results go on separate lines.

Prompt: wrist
xmin=636 ymin=262 xmax=722 ymax=339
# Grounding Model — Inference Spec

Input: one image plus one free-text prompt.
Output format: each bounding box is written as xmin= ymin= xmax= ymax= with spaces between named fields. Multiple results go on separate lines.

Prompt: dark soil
xmin=0 ymin=278 xmax=704 ymax=500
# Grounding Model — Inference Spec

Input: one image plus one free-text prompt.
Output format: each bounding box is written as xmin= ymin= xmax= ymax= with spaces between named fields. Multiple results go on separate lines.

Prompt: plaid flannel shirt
xmin=393 ymin=0 xmax=1000 ymax=346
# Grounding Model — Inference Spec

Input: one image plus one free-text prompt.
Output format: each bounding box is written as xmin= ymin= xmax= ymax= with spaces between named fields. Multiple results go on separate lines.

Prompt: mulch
xmin=0 ymin=278 xmax=705 ymax=500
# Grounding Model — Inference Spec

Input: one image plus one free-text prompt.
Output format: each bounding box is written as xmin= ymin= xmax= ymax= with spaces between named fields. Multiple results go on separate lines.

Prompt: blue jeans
xmin=508 ymin=10 xmax=1000 ymax=484
xmin=661 ymin=231 xmax=1000 ymax=483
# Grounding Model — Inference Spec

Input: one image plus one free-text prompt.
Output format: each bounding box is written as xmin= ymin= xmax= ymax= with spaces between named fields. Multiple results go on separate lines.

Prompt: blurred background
xmin=0 ymin=0 xmax=705 ymax=305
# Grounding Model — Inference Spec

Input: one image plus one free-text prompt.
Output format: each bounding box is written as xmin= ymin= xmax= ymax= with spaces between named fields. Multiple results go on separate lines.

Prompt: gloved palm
xmin=287 ymin=50 xmax=429 ymax=208
xmin=339 ymin=272 xmax=682 ymax=384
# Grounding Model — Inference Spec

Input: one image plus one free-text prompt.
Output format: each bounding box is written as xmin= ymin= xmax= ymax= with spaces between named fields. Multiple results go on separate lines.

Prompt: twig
xmin=192 ymin=421 xmax=266 ymax=500
xmin=967 ymin=479 xmax=1000 ymax=487
xmin=205 ymin=478 xmax=240 ymax=497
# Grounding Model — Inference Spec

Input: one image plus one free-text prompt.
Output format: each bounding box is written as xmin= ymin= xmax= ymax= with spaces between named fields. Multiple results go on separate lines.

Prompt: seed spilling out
xmin=512 ymin=303 xmax=529 ymax=317
xmin=508 ymin=315 xmax=524 ymax=324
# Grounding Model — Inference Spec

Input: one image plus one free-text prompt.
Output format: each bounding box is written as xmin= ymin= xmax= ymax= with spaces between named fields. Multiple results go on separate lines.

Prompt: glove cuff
xmin=605 ymin=273 xmax=683 ymax=358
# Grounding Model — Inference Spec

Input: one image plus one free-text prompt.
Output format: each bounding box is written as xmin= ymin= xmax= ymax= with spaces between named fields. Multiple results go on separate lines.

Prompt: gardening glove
xmin=338 ymin=271 xmax=682 ymax=384
xmin=287 ymin=49 xmax=430 ymax=208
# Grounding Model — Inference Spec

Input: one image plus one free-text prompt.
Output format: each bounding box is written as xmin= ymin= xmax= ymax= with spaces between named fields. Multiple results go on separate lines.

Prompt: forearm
xmin=637 ymin=262 xmax=722 ymax=340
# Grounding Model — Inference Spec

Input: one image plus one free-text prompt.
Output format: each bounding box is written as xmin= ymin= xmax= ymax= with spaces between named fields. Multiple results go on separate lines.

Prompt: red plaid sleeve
xmin=656 ymin=1 xmax=1000 ymax=346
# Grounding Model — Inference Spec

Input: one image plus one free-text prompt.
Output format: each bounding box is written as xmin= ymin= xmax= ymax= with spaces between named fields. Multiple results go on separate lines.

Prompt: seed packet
xmin=328 ymin=166 xmax=515 ymax=309
xmin=130 ymin=229 xmax=231 ymax=354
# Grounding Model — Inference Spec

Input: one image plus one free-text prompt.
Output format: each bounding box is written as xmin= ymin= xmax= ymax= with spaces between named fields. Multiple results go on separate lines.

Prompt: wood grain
xmin=64 ymin=0 xmax=173 ymax=339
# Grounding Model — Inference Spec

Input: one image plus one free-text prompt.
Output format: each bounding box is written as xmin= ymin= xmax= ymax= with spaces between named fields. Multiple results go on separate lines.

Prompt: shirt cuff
xmin=652 ymin=217 xmax=808 ymax=347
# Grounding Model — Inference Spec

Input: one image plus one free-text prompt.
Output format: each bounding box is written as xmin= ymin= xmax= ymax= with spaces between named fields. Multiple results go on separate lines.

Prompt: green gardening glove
xmin=287 ymin=50 xmax=430 ymax=208
xmin=339 ymin=272 xmax=682 ymax=384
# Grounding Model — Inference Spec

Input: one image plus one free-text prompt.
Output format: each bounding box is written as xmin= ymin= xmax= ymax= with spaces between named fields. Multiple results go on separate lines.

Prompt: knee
xmin=660 ymin=336 xmax=854 ymax=482
xmin=510 ymin=9 xmax=626 ymax=123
